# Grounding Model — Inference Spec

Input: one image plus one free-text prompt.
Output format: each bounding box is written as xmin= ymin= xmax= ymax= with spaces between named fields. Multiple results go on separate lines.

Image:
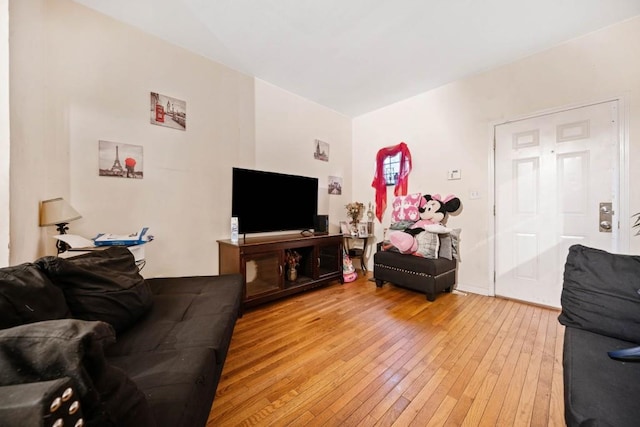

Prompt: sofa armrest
xmin=0 ymin=319 xmax=154 ymax=426
xmin=0 ymin=377 xmax=84 ymax=427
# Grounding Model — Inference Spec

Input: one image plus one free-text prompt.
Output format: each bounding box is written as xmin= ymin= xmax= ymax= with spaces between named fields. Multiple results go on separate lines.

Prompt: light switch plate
xmin=448 ymin=169 xmax=461 ymax=180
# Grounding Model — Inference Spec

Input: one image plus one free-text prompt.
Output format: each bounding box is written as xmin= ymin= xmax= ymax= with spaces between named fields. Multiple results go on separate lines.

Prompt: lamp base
xmin=55 ymin=223 xmax=70 ymax=254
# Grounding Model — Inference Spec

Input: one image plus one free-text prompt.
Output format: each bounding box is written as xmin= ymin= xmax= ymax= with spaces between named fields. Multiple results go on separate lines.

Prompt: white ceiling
xmin=71 ymin=0 xmax=640 ymax=117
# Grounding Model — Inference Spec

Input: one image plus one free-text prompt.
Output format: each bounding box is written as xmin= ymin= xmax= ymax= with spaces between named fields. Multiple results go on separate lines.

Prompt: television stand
xmin=217 ymin=233 xmax=344 ymax=308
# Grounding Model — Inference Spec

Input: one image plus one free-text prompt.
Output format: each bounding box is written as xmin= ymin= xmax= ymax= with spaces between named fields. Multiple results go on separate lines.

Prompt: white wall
xmin=10 ymin=1 xmax=638 ymax=289
xmin=8 ymin=0 xmax=351 ymax=276
xmin=0 ymin=0 xmax=8 ymax=267
xmin=353 ymin=16 xmax=640 ymax=296
xmin=9 ymin=0 xmax=256 ymax=276
xmin=254 ymin=80 xmax=352 ymax=234
xmin=9 ymin=0 xmax=55 ymax=264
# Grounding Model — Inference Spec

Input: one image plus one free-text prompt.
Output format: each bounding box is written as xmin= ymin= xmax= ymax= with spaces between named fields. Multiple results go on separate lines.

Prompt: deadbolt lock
xmin=599 ymin=202 xmax=613 ymax=233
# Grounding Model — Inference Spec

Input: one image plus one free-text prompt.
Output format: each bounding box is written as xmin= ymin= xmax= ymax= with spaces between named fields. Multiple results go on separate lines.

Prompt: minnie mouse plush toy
xmin=389 ymin=194 xmax=461 ymax=254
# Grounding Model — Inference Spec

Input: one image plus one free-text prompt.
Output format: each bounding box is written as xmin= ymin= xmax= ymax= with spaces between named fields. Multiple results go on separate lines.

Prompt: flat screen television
xmin=232 ymin=167 xmax=318 ymax=234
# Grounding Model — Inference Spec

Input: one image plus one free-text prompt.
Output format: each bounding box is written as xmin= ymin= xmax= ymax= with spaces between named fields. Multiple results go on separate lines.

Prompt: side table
xmin=343 ymin=234 xmax=374 ymax=274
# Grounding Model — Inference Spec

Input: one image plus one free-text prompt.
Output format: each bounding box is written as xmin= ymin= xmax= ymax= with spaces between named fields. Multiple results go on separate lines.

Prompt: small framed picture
xmin=340 ymin=221 xmax=350 ymax=235
xmin=150 ymin=92 xmax=186 ymax=131
xmin=357 ymin=222 xmax=369 ymax=238
xmin=328 ymin=176 xmax=342 ymax=195
xmin=313 ymin=139 xmax=329 ymax=162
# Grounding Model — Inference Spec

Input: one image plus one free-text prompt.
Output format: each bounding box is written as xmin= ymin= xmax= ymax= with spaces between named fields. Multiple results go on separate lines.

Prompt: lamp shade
xmin=39 ymin=198 xmax=82 ymax=226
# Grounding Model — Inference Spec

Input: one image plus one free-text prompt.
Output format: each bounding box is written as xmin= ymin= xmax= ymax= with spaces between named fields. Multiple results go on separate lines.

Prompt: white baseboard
xmin=455 ymin=283 xmax=492 ymax=297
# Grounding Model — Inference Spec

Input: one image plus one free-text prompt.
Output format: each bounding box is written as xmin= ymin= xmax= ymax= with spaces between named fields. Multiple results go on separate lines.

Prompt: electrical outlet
xmin=469 ymin=190 xmax=481 ymax=199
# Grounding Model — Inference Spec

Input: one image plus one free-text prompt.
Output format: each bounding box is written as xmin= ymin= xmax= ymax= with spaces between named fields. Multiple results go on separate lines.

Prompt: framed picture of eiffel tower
xmin=98 ymin=140 xmax=144 ymax=179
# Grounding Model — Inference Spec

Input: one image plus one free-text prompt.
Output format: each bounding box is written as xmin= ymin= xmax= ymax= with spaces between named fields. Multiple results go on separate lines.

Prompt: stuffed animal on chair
xmin=389 ymin=194 xmax=461 ymax=255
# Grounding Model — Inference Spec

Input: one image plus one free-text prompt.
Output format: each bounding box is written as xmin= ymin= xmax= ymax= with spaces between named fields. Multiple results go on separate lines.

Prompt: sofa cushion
xmin=0 ymin=262 xmax=70 ymax=329
xmin=108 ymin=348 xmax=218 ymax=427
xmin=0 ymin=319 xmax=154 ymax=426
xmin=414 ymin=231 xmax=440 ymax=258
xmin=563 ymin=326 xmax=640 ymax=427
xmin=106 ymin=275 xmax=242 ymax=366
xmin=36 ymin=247 xmax=153 ymax=333
xmin=438 ymin=234 xmax=453 ymax=260
xmin=559 ymin=244 xmax=640 ymax=344
xmin=438 ymin=228 xmax=461 ymax=261
xmin=450 ymin=228 xmax=461 ymax=261
xmin=383 ymin=230 xmax=444 ymax=259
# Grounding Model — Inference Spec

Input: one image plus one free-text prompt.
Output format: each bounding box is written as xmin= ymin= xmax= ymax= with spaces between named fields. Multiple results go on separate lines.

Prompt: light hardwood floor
xmin=208 ymin=274 xmax=565 ymax=426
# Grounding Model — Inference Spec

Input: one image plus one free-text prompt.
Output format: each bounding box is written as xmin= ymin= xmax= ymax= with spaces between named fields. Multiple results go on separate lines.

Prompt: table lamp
xmin=39 ymin=197 xmax=82 ymax=254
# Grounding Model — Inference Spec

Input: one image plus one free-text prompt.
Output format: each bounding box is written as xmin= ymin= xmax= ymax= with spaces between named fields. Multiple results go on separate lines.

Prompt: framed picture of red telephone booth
xmin=150 ymin=92 xmax=186 ymax=131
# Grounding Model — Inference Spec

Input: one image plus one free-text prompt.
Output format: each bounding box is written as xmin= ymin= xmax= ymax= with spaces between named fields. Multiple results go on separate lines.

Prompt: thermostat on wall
xmin=447 ymin=169 xmax=461 ymax=180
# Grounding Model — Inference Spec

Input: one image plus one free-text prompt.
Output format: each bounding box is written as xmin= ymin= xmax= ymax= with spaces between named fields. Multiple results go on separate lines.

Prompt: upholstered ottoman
xmin=373 ymin=249 xmax=457 ymax=301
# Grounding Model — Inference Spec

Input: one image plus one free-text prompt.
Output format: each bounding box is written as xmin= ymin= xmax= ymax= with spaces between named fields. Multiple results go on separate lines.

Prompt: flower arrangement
xmin=285 ymin=249 xmax=302 ymax=269
xmin=346 ymin=201 xmax=365 ymax=225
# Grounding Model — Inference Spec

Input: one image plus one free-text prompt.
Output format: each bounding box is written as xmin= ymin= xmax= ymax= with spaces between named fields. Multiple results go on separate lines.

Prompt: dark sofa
xmin=559 ymin=244 xmax=640 ymax=427
xmin=0 ymin=246 xmax=243 ymax=427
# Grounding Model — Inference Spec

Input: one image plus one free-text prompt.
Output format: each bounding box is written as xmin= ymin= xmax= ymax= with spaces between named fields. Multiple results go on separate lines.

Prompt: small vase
xmin=288 ymin=267 xmax=298 ymax=281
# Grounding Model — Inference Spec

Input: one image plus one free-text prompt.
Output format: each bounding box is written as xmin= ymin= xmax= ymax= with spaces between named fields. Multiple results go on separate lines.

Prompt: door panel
xmin=495 ymin=101 xmax=619 ymax=308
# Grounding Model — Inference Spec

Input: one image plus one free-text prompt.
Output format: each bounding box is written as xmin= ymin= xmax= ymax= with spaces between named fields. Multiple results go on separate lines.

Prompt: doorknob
xmin=599 ymin=202 xmax=613 ymax=233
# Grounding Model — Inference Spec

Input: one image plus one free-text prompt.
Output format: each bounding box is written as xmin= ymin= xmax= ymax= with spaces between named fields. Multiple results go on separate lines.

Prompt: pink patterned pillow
xmin=391 ymin=193 xmax=422 ymax=222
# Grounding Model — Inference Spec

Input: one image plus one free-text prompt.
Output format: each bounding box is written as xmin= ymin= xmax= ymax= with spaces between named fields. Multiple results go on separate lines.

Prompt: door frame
xmin=488 ymin=96 xmax=629 ymax=298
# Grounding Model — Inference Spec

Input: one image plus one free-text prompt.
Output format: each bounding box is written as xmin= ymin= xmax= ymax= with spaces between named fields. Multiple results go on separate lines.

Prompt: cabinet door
xmin=317 ymin=241 xmax=341 ymax=279
xmin=244 ymin=251 xmax=282 ymax=299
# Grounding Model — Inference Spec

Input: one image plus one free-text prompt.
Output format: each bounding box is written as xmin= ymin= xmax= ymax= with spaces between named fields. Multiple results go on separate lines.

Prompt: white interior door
xmin=494 ymin=101 xmax=619 ymax=308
